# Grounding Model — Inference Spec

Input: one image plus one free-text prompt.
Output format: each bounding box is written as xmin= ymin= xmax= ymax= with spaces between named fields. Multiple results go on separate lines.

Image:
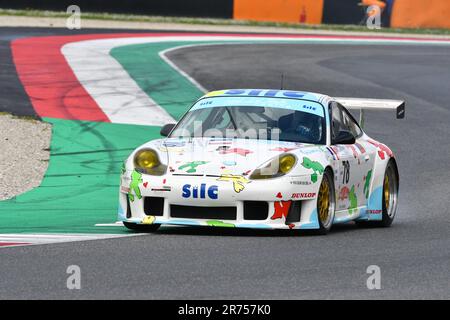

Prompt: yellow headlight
xmin=133 ymin=149 xmax=167 ymax=175
xmin=135 ymin=149 xmax=159 ymax=169
xmin=279 ymin=154 xmax=296 ymax=174
xmin=250 ymin=153 xmax=297 ymax=180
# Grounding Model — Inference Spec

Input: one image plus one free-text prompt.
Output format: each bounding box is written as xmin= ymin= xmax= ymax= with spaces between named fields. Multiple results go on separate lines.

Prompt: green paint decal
xmin=301 ymin=157 xmax=325 ymax=183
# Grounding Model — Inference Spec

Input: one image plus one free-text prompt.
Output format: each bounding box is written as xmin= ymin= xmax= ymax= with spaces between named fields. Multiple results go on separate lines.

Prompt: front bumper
xmin=118 ymin=171 xmax=322 ymax=230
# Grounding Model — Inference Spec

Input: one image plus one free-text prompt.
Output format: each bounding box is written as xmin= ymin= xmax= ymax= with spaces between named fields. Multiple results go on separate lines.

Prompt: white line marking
xmin=95 ymin=221 xmax=124 ymax=227
xmin=0 ymin=233 xmax=141 ymax=248
xmin=159 ymin=44 xmax=210 ymax=93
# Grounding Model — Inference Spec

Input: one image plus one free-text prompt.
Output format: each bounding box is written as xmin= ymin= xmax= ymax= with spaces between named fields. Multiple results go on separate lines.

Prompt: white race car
xmin=118 ymin=89 xmax=404 ymax=234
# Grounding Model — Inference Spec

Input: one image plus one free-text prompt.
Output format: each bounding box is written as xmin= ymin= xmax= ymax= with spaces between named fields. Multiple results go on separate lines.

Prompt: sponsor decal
xmin=182 ymin=184 xmax=218 ymax=199
xmin=209 ymin=138 xmax=232 ymax=145
xmin=217 ymin=174 xmax=250 ymax=193
xmin=290 ymin=180 xmax=312 ymax=186
xmin=162 ymin=140 xmax=185 ymax=147
xmin=300 ymin=147 xmax=320 ymax=155
xmin=367 ymin=209 xmax=382 ymax=214
xmin=292 ymin=192 xmax=316 ymax=199
xmin=218 ymin=89 xmax=306 ymax=99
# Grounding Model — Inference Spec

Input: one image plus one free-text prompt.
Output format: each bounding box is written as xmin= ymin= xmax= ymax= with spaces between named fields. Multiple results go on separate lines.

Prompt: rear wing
xmin=334 ymin=97 xmax=405 ymax=128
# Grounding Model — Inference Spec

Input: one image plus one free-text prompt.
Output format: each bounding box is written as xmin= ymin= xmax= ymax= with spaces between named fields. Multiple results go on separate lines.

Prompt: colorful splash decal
xmin=178 ymin=161 xmax=208 ymax=173
xmin=355 ymin=143 xmax=366 ymax=154
xmin=271 ymin=201 xmax=292 ymax=220
xmin=339 ymin=186 xmax=350 ymax=201
xmin=129 ymin=170 xmax=143 ymax=202
xmin=364 ymin=170 xmax=373 ymax=199
xmin=206 ymin=220 xmax=235 ymax=227
xmin=220 ymin=160 xmax=235 ymax=167
xmin=367 ymin=139 xmax=394 ymax=159
xmin=348 ymin=186 xmax=358 ymax=214
xmin=217 ymin=174 xmax=250 ymax=193
xmin=219 ymin=148 xmax=253 ymax=157
xmin=301 ymin=157 xmax=325 ymax=183
xmin=141 ymin=216 xmax=156 ymax=225
xmin=270 ymin=147 xmax=297 ymax=152
xmin=348 ymin=145 xmax=358 ymax=158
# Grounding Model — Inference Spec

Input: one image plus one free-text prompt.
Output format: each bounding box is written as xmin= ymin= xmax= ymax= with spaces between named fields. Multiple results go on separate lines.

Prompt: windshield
xmin=170 ymin=97 xmax=326 ymax=144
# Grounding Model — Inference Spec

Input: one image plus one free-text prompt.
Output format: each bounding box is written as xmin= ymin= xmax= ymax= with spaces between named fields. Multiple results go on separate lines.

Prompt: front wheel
xmin=315 ymin=168 xmax=336 ymax=235
xmin=123 ymin=221 xmax=161 ymax=232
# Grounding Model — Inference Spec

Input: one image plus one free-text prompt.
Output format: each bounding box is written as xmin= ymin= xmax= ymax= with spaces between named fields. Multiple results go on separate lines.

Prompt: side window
xmin=331 ymin=102 xmax=344 ymax=141
xmin=341 ymin=108 xmax=362 ymax=138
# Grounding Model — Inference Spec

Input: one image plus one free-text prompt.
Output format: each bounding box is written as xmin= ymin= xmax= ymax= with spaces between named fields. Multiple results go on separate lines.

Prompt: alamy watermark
xmin=66 ymin=265 xmax=81 ymax=290
xmin=366 ymin=265 xmax=381 ymax=290
xmin=66 ymin=5 xmax=81 ymax=30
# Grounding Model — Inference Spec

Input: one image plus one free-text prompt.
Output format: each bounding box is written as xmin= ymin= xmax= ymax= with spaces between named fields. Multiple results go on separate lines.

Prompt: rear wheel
xmin=315 ymin=169 xmax=335 ymax=235
xmin=123 ymin=221 xmax=160 ymax=232
xmin=357 ymin=160 xmax=398 ymax=227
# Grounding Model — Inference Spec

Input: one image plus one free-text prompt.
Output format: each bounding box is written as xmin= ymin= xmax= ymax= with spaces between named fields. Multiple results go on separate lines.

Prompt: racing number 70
xmin=342 ymin=160 xmax=350 ymax=184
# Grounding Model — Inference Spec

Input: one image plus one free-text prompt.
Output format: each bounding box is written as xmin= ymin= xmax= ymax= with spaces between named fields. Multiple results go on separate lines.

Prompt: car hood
xmin=154 ymin=137 xmax=320 ymax=176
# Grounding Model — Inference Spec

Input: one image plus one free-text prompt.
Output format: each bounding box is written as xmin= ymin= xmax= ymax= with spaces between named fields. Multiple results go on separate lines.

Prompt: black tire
xmin=123 ymin=221 xmax=161 ymax=232
xmin=315 ymin=168 xmax=336 ymax=235
xmin=357 ymin=159 xmax=398 ymax=228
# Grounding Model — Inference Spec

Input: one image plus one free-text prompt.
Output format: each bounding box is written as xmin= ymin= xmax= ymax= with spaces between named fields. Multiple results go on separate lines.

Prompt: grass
xmin=0 ymin=111 xmax=41 ymax=122
xmin=1 ymin=8 xmax=449 ymax=36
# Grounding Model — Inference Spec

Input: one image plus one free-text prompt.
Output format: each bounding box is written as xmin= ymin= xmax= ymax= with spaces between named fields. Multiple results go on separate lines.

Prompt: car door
xmin=330 ymin=102 xmax=363 ymax=212
xmin=340 ymin=105 xmax=377 ymax=208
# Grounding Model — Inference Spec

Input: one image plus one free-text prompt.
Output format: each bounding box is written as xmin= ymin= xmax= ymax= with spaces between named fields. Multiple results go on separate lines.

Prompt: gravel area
xmin=0 ymin=114 xmax=51 ymax=200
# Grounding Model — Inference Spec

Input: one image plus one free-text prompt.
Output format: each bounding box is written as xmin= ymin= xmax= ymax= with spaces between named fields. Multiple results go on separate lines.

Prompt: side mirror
xmin=333 ymin=130 xmax=355 ymax=145
xmin=160 ymin=123 xmax=176 ymax=137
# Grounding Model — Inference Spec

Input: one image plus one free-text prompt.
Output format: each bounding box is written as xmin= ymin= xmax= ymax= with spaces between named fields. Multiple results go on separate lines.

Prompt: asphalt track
xmin=0 ymin=27 xmax=449 ymax=299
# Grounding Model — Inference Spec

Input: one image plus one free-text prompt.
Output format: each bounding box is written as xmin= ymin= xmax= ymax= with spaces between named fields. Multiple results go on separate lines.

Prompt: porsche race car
xmin=118 ymin=89 xmax=404 ymax=234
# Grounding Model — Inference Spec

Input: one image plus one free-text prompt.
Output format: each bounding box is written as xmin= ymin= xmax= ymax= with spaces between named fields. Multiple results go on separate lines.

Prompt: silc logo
xmin=182 ymin=184 xmax=218 ymax=199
